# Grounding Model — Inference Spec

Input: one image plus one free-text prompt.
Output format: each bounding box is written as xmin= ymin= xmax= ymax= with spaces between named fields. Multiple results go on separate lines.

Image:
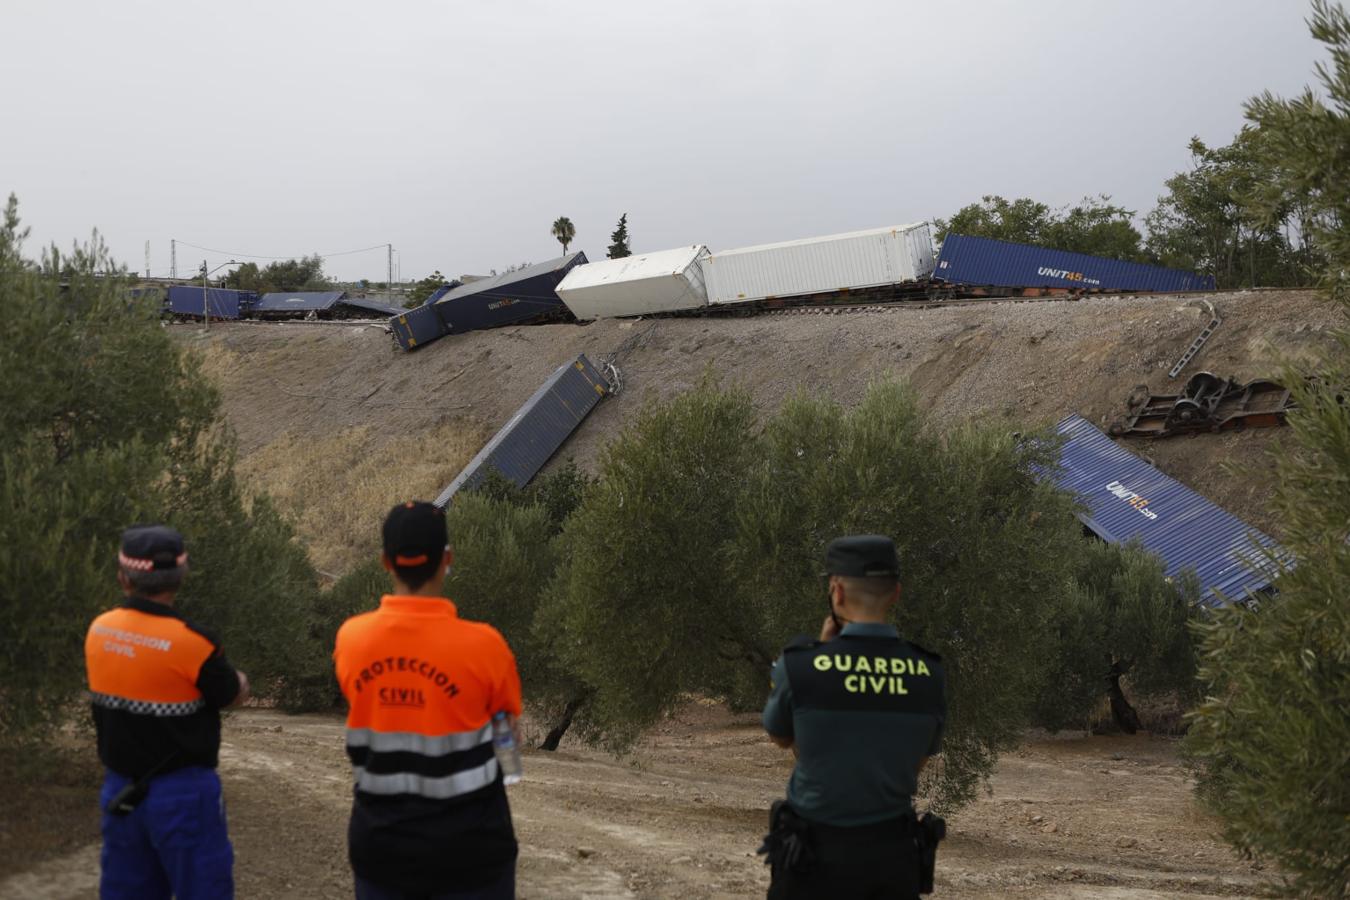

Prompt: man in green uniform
xmin=760 ymin=535 xmax=947 ymax=899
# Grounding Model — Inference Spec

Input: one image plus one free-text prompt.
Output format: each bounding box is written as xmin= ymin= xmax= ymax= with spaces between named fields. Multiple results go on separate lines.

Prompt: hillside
xmin=186 ymin=289 xmax=1343 ymax=572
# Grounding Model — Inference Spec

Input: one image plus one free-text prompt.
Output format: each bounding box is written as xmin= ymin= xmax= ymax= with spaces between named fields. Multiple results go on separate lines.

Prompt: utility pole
xmin=202 ymin=260 xmax=209 ymax=332
xmin=171 ymin=239 xmax=177 ymax=279
xmin=387 ymin=243 xmax=393 ymax=304
xmin=144 ymin=241 xmax=150 ymax=278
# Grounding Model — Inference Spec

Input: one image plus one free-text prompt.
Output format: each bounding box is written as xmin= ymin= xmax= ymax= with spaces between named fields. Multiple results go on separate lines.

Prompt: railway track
xmin=170 ymin=286 xmax=1320 ymax=330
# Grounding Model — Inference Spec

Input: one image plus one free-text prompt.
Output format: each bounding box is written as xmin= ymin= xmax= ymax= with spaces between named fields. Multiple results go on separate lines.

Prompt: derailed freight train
xmin=390 ymin=253 xmax=585 ymax=351
xmin=159 ymin=286 xmax=401 ymax=321
xmin=389 ymin=224 xmax=1214 ymax=351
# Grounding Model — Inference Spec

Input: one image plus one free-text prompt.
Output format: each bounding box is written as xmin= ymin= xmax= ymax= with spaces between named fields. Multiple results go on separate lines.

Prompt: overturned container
xmin=700 ymin=223 xmax=935 ymax=306
xmin=555 ymin=245 xmax=710 ymax=319
xmin=389 ymin=303 xmax=450 ymax=351
xmin=434 ymin=253 xmax=586 ymax=334
xmin=1044 ymin=414 xmax=1284 ymax=606
xmin=165 ymin=286 xmax=257 ymax=320
xmin=434 ymin=354 xmax=609 ymax=507
xmin=933 ymin=234 xmax=1215 ymax=293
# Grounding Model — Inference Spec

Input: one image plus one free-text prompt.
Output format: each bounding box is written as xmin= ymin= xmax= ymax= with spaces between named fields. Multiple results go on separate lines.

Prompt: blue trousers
xmin=99 ymin=766 xmax=234 ymax=900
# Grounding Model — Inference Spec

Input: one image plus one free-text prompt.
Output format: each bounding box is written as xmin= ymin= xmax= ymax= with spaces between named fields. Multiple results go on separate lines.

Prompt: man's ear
xmin=443 ymin=547 xmax=454 ymax=568
xmin=116 ymin=570 xmax=131 ymax=591
xmin=380 ymin=553 xmax=395 ymax=574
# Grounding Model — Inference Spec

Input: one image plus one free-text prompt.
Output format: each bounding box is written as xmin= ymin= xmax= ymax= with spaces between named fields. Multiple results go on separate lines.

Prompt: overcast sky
xmin=2 ymin=1 xmax=1326 ymax=282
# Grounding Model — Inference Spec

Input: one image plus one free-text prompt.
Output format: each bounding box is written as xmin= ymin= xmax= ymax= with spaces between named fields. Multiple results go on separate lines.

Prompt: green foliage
xmin=544 ymin=378 xmax=764 ymax=749
xmin=539 ymin=377 xmax=1182 ymax=811
xmin=733 ymin=385 xmax=1092 ymax=810
xmin=222 ymin=254 xmax=329 ymax=293
xmin=606 ymin=213 xmax=631 ymax=259
xmin=280 ymin=559 xmax=385 ymax=712
xmin=1034 ymin=541 xmax=1200 ymax=732
xmin=551 ymin=216 xmax=576 ymax=255
xmin=1144 ymin=130 xmax=1311 ymax=288
xmin=406 ymin=270 xmax=449 ymax=309
xmin=1183 ymin=7 xmax=1350 ymax=894
xmin=1184 ymin=364 xmax=1350 ymax=894
xmin=0 ymin=195 xmax=321 ymax=741
xmin=1244 ymin=0 xmax=1350 ymax=301
xmin=934 ymin=194 xmax=1145 ymax=261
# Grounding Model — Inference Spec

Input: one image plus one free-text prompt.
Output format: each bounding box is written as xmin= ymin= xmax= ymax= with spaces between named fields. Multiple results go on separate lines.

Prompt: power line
xmin=173 ymin=240 xmax=390 ymax=262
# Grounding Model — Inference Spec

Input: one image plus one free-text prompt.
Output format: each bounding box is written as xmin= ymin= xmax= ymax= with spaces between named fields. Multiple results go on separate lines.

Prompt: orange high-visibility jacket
xmin=334 ymin=595 xmax=523 ymax=890
xmin=84 ymin=597 xmax=241 ymax=777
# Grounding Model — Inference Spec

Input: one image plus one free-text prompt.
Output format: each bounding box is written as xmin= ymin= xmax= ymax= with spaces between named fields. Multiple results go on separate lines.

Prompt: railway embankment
xmin=186 ymin=288 xmax=1342 ymax=571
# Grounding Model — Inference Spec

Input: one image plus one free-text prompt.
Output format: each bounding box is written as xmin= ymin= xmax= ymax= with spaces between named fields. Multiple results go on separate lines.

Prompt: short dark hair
xmin=835 ymin=575 xmax=899 ymax=608
xmin=391 ymin=557 xmax=440 ymax=592
xmin=122 ymin=564 xmax=186 ymax=596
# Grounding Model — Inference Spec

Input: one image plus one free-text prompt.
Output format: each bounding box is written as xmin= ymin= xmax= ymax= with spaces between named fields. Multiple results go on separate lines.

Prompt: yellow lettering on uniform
xmin=854 ymin=657 xmax=871 ymax=674
xmin=844 ymin=674 xmax=860 ymax=692
xmin=893 ymin=677 xmax=908 ymax=694
xmin=833 ymin=655 xmax=852 ymax=672
xmin=869 ymin=676 xmax=886 ymax=693
xmin=813 ymin=656 xmax=832 ymax=672
xmin=916 ymin=660 xmax=930 ymax=676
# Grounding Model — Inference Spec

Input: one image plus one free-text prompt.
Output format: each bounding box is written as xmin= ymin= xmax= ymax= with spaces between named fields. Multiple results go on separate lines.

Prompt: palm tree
xmin=551 ymin=217 xmax=576 ymax=256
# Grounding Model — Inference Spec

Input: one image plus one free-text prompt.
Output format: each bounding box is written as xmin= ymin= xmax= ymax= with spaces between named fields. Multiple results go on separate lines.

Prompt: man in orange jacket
xmin=85 ymin=524 xmax=249 ymax=899
xmin=334 ymin=501 xmax=523 ymax=899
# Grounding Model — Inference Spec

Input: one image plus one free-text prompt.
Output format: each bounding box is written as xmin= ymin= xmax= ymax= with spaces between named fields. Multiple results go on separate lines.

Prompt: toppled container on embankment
xmin=933 ymin=234 xmax=1215 ymax=294
xmin=435 ymin=253 xmax=586 ymax=334
xmin=433 ymin=354 xmax=610 ymax=508
xmin=556 ymin=245 xmax=711 ymax=319
xmin=700 ymin=223 xmax=935 ymax=306
xmin=1044 ymin=414 xmax=1284 ymax=606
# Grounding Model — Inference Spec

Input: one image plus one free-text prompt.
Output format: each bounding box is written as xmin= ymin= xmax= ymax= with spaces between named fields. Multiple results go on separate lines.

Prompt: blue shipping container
xmin=165 ymin=286 xmax=256 ymax=319
xmin=254 ymin=291 xmax=348 ymax=315
xmin=435 ymin=253 xmax=586 ymax=334
xmin=340 ymin=296 xmax=404 ymax=318
xmin=934 ymin=234 xmax=1215 ymax=293
xmin=1046 ymin=414 xmax=1284 ymax=605
xmin=434 ymin=354 xmax=609 ymax=507
xmin=389 ymin=303 xmax=449 ymax=351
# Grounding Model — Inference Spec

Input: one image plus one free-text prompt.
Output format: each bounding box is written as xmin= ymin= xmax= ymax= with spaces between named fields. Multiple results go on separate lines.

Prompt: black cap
xmin=825 ymin=535 xmax=900 ymax=578
xmin=119 ymin=525 xmax=187 ymax=572
xmin=383 ymin=501 xmax=447 ymax=568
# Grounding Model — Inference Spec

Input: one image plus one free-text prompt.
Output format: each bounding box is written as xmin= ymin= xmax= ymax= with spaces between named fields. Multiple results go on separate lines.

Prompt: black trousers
xmin=767 ymin=816 xmax=922 ymax=900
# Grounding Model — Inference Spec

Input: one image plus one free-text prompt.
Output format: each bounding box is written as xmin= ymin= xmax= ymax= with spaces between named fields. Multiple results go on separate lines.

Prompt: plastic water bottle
xmin=492 ymin=712 xmax=523 ymax=785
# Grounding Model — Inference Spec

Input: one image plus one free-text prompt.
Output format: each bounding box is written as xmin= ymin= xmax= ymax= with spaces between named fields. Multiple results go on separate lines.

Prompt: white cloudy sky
xmin=1 ymin=0 xmax=1325 ymax=281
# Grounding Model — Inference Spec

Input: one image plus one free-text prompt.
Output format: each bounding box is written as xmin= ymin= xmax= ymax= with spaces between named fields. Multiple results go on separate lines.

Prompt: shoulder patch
xmin=782 ymin=634 xmax=818 ymax=653
xmin=907 ymin=640 xmax=943 ymax=662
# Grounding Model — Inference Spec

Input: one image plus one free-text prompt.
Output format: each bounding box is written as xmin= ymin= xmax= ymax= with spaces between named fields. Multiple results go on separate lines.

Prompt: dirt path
xmin=2 ymin=705 xmax=1271 ymax=899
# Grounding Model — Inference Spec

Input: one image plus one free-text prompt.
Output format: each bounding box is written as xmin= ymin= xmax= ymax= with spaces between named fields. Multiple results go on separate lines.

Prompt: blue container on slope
xmin=389 ymin=303 xmax=450 ymax=351
xmin=934 ymin=234 xmax=1215 ymax=293
xmin=434 ymin=354 xmax=609 ymax=507
xmin=435 ymin=253 xmax=586 ymax=334
xmin=1045 ymin=415 xmax=1284 ymax=606
xmin=165 ymin=286 xmax=257 ymax=319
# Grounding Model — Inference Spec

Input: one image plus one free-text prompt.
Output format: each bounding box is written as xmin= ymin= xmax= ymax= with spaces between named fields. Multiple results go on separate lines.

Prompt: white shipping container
xmin=700 ymin=223 xmax=935 ymax=306
xmin=555 ymin=245 xmax=710 ymax=319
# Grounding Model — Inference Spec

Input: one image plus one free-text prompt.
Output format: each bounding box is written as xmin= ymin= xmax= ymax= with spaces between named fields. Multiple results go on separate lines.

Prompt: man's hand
xmin=819 ymin=613 xmax=841 ymax=642
xmin=230 ymin=670 xmax=250 ymax=707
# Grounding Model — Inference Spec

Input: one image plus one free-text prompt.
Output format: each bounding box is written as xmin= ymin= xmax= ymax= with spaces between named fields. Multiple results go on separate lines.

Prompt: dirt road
xmin=3 ymin=704 xmax=1271 ymax=899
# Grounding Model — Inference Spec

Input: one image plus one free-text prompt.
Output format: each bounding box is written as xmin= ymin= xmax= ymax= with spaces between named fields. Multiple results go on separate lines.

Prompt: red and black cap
xmin=119 ymin=524 xmax=188 ymax=572
xmin=825 ymin=535 xmax=900 ymax=578
xmin=383 ymin=501 xmax=447 ymax=569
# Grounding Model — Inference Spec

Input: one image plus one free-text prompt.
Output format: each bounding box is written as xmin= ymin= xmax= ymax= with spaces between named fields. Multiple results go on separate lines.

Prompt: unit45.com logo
xmin=1105 ymin=481 xmax=1158 ymax=520
xmin=1037 ymin=266 xmax=1102 ymax=287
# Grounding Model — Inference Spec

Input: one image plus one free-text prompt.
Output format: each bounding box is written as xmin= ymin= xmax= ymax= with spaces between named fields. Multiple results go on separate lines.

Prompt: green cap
xmin=825 ymin=535 xmax=900 ymax=578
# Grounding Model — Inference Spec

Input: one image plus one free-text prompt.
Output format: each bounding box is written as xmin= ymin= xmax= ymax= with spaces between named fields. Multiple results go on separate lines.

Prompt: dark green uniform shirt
xmin=762 ymin=622 xmax=946 ymax=827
